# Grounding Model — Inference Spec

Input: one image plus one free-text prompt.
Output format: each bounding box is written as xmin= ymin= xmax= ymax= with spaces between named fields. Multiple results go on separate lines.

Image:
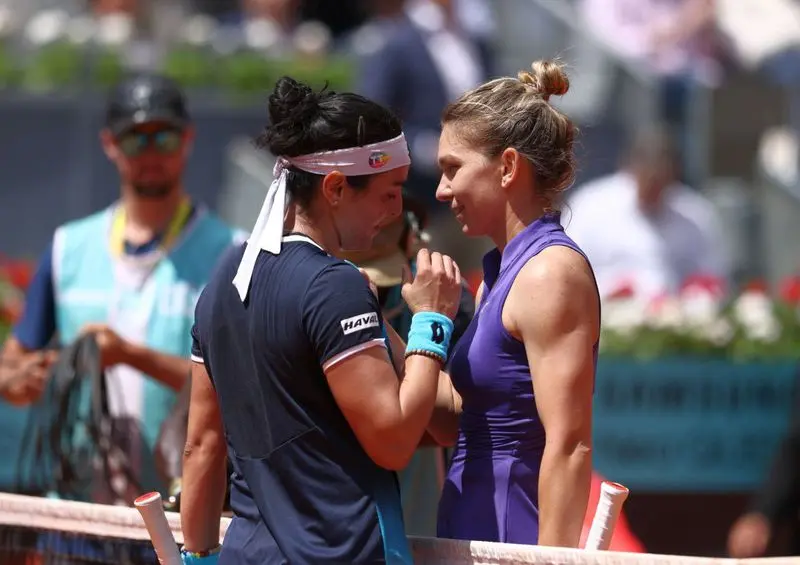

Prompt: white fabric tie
xmin=232 ymin=133 xmax=411 ymax=302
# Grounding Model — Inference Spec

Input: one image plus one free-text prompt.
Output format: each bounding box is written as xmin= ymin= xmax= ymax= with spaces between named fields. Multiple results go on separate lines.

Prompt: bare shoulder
xmin=505 ymin=245 xmax=599 ymax=339
xmin=521 ymin=245 xmax=595 ymax=290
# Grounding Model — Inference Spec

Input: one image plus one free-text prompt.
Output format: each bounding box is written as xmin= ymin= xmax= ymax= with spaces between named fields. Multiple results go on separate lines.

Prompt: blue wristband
xmin=181 ymin=545 xmax=221 ymax=564
xmin=405 ymin=311 xmax=453 ymax=363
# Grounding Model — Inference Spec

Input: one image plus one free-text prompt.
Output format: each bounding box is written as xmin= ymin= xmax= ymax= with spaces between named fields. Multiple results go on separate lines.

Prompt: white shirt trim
xmin=322 ymin=339 xmax=387 ymax=372
xmin=190 ymin=354 xmax=204 ymax=364
xmin=51 ymin=225 xmax=66 ymax=305
xmin=281 ymin=233 xmax=324 ymax=250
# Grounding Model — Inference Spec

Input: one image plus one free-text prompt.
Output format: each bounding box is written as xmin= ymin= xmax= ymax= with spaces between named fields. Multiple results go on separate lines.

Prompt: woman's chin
xmin=460 ymin=221 xmax=479 ymax=237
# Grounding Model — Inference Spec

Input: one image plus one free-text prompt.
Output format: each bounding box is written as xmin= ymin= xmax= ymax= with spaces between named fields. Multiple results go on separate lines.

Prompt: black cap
xmin=105 ymin=73 xmax=190 ymax=136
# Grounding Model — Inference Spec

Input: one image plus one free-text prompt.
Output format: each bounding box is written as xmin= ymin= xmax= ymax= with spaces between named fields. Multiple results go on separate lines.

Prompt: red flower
xmin=607 ymin=279 xmax=635 ymax=300
xmin=646 ymin=292 xmax=672 ymax=315
xmin=779 ymin=276 xmax=800 ymax=305
xmin=0 ymin=260 xmax=34 ymax=290
xmin=744 ymin=279 xmax=769 ymax=294
xmin=0 ymin=301 xmax=22 ymax=324
xmin=681 ymin=273 xmax=725 ymax=298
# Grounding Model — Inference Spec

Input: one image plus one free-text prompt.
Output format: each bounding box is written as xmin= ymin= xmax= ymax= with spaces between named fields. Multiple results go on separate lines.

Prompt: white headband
xmin=232 ymin=133 xmax=411 ymax=301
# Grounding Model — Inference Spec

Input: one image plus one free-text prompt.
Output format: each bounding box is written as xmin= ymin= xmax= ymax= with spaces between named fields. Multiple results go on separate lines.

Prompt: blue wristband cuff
xmin=405 ymin=311 xmax=454 ymax=363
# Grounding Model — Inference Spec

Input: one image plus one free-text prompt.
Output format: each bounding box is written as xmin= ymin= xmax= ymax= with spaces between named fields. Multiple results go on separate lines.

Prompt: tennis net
xmin=0 ymin=492 xmax=795 ymax=565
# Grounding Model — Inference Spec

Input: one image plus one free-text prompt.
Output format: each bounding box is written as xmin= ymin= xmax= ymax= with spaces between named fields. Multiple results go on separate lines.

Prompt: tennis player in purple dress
xmin=428 ymin=60 xmax=601 ymax=547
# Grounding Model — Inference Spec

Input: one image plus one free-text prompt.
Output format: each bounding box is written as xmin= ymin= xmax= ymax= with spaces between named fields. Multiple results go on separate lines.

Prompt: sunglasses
xmin=116 ymin=130 xmax=183 ymax=157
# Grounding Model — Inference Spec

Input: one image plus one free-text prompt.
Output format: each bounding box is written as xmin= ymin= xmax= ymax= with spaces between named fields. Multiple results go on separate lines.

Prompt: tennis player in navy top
xmin=178 ymin=77 xmax=463 ymax=564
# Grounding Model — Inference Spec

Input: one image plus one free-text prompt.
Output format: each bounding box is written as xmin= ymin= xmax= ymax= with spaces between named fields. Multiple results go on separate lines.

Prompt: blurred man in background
xmin=355 ymin=0 xmax=492 ymax=272
xmin=564 ymin=124 xmax=729 ymax=300
xmin=578 ymin=0 xmax=732 ymax=183
xmin=0 ymin=72 xmax=242 ymax=504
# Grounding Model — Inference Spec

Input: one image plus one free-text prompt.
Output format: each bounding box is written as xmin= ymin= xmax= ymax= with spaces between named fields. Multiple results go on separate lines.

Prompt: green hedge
xmin=0 ymin=40 xmax=355 ymax=96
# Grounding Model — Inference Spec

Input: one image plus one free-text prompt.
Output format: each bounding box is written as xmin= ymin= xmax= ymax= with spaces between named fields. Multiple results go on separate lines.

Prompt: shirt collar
xmin=482 ymin=212 xmax=563 ymax=291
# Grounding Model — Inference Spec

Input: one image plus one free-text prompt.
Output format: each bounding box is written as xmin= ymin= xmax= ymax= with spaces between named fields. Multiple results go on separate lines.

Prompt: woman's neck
xmin=490 ymin=199 xmax=548 ymax=253
xmin=284 ymin=206 xmax=339 ymax=253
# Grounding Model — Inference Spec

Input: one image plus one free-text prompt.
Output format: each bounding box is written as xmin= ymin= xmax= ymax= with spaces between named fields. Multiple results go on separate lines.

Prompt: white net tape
xmin=0 ymin=493 xmax=798 ymax=565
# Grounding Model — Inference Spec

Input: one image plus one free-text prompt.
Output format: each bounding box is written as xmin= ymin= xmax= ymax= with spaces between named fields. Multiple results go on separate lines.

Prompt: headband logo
xmin=368 ymin=151 xmax=391 ymax=169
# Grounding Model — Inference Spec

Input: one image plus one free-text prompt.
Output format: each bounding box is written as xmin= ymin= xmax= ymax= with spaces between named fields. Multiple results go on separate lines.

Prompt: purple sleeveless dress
xmin=436 ymin=213 xmax=598 ymax=545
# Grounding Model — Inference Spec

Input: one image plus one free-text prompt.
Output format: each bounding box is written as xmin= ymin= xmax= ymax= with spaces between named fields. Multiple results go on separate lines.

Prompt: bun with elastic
xmin=265 ymin=77 xmax=321 ymax=156
xmin=517 ymin=60 xmax=570 ymax=101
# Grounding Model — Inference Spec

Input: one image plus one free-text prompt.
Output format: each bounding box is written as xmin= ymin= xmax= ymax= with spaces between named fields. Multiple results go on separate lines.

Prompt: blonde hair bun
xmin=517 ymin=60 xmax=569 ymax=101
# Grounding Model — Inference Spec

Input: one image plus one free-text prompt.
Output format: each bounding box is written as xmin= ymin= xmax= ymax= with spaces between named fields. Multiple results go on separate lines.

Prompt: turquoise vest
xmin=48 ymin=204 xmax=240 ymax=496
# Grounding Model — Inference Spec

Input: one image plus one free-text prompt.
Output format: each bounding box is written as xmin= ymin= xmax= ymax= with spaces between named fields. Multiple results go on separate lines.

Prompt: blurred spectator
xmin=716 ymin=0 xmax=800 ymax=86
xmin=3 ymin=0 xmax=139 ymax=45
xmin=579 ymin=0 xmax=730 ymax=99
xmin=188 ymin=0 xmax=364 ymax=39
xmin=728 ymin=370 xmax=800 ymax=557
xmin=563 ymin=124 xmax=729 ymax=300
xmin=238 ymin=0 xmax=304 ymax=52
xmin=354 ymin=0 xmax=492 ymax=270
xmin=578 ymin=0 xmax=733 ymax=178
xmin=298 ymin=0 xmax=366 ymax=39
xmin=185 ymin=0 xmax=363 ymax=54
xmin=453 ymin=0 xmax=494 ymax=42
xmin=0 ymin=73 xmax=243 ymax=504
xmin=188 ymin=0 xmax=239 ymax=21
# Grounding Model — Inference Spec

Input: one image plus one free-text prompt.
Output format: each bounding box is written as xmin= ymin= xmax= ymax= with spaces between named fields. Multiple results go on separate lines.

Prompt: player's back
xmin=192 ymin=234 xmax=408 ymax=564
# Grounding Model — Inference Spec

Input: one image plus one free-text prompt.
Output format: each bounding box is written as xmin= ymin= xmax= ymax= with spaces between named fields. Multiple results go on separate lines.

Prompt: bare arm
xmin=382 ymin=322 xmax=447 ymax=448
xmin=382 ymin=305 xmax=462 ymax=448
xmin=423 ymin=283 xmax=486 ymax=446
xmin=180 ymin=361 xmax=227 ymax=554
xmin=80 ymin=323 xmax=190 ymax=392
xmin=0 ymin=337 xmax=57 ymax=406
xmin=425 ymin=371 xmax=462 ymax=447
xmin=507 ymin=247 xmax=598 ymax=548
xmin=326 ymin=345 xmax=441 ymax=470
xmin=383 ymin=320 xmax=407 ymax=376
xmin=119 ymin=341 xmax=190 ymax=391
xmin=325 ymin=249 xmax=461 ymax=470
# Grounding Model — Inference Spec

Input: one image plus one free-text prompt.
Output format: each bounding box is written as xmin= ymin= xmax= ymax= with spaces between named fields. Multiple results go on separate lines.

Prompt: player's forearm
xmin=383 ymin=322 xmax=461 ymax=446
xmin=383 ymin=321 xmax=407 ymax=376
xmin=426 ymin=372 xmax=462 ymax=447
xmin=120 ymin=342 xmax=189 ymax=391
xmin=180 ymin=442 xmax=228 ymax=552
xmin=378 ymin=355 xmax=441 ymax=468
xmin=537 ymin=441 xmax=592 ymax=547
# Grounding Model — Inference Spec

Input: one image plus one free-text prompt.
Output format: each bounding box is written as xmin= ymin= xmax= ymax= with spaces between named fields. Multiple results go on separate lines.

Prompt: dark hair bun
xmin=256 ymin=75 xmax=402 ymax=167
xmin=265 ymin=77 xmax=320 ymax=156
